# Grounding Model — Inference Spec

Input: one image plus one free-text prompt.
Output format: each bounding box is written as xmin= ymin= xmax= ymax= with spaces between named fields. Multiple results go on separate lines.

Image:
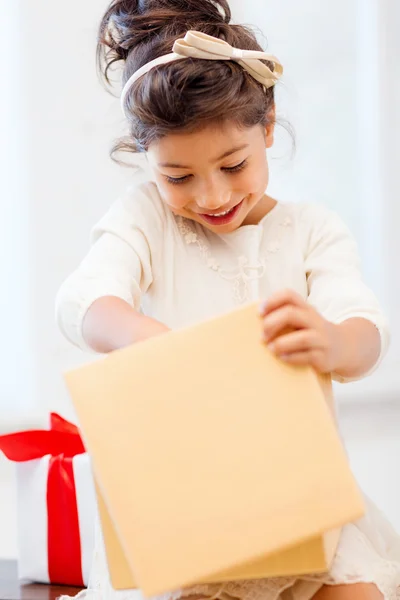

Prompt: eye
xmin=222 ymin=159 xmax=248 ymax=174
xmin=165 ymin=175 xmax=192 ymax=185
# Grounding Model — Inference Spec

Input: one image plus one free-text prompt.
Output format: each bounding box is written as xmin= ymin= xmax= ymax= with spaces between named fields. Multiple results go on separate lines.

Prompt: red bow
xmin=0 ymin=413 xmax=85 ymax=461
xmin=0 ymin=413 xmax=87 ymax=587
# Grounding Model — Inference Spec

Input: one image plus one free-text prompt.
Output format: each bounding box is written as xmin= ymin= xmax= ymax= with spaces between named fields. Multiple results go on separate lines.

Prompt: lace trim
xmin=177 ymin=216 xmax=292 ymax=303
xmin=300 ymin=524 xmax=400 ymax=599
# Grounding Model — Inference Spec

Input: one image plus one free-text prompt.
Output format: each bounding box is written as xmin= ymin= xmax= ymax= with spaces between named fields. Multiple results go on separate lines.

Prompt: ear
xmin=265 ymin=106 xmax=276 ymax=149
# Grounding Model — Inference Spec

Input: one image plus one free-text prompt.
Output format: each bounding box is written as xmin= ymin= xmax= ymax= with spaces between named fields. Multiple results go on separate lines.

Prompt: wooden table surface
xmin=0 ymin=561 xmax=84 ymax=600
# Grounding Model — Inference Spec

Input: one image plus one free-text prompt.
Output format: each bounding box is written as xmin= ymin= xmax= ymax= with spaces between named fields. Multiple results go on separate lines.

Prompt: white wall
xmin=0 ymin=0 xmax=36 ymax=430
xmin=381 ymin=0 xmax=400 ymax=366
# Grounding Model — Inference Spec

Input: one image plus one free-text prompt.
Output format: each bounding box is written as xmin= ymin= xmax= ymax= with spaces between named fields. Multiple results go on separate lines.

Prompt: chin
xmin=206 ymin=219 xmax=243 ymax=234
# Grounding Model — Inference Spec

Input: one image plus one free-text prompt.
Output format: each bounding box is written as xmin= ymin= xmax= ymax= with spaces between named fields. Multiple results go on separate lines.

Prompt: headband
xmin=120 ymin=30 xmax=283 ymax=115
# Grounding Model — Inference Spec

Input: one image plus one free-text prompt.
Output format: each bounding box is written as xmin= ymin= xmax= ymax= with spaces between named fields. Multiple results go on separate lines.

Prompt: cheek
xmin=255 ymin=153 xmax=270 ymax=190
xmin=240 ymin=161 xmax=269 ymax=195
xmin=154 ymin=176 xmax=189 ymax=210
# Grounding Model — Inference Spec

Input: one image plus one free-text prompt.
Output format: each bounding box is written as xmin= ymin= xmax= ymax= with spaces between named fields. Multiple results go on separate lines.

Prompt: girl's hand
xmin=82 ymin=297 xmax=170 ymax=353
xmin=259 ymin=289 xmax=342 ymax=373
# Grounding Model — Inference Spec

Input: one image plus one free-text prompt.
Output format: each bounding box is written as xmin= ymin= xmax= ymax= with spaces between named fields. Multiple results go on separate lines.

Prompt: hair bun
xmin=99 ymin=0 xmax=231 ymax=65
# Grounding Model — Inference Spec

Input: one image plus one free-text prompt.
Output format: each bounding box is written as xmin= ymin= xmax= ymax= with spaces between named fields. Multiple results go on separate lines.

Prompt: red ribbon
xmin=0 ymin=413 xmax=86 ymax=587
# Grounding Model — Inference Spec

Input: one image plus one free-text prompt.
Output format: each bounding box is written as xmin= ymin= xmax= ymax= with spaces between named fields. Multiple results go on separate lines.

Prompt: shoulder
xmin=91 ymin=180 xmax=173 ymax=243
xmin=279 ymin=201 xmax=356 ymax=255
xmin=282 ymin=201 xmax=348 ymax=229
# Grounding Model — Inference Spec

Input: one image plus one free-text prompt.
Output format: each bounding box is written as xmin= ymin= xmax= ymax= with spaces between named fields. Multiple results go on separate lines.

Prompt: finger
xmin=278 ymin=350 xmax=323 ymax=368
xmin=259 ymin=289 xmax=306 ymax=317
xmin=269 ymin=330 xmax=325 ymax=356
xmin=262 ymin=306 xmax=312 ymax=343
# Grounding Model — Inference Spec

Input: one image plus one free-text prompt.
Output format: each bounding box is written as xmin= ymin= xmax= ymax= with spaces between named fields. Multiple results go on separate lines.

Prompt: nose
xmin=195 ymin=178 xmax=231 ymax=211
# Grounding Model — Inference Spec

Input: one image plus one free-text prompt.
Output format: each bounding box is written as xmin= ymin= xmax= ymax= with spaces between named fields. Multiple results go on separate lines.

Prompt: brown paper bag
xmin=65 ymin=303 xmax=364 ymax=597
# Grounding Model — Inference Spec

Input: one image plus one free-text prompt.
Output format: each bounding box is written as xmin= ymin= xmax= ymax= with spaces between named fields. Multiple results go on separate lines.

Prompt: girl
xmin=56 ymin=1 xmax=400 ymax=598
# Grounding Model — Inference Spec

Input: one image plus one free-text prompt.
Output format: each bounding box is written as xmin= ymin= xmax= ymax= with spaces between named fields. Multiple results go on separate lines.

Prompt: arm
xmin=333 ymin=318 xmax=381 ymax=380
xmin=56 ymin=186 xmax=167 ymax=352
xmin=261 ymin=205 xmax=389 ymax=382
xmin=82 ymin=296 xmax=169 ymax=353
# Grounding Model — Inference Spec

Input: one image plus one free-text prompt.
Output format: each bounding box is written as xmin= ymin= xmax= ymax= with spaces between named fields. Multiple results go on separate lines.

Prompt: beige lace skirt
xmin=61 ymin=497 xmax=400 ymax=600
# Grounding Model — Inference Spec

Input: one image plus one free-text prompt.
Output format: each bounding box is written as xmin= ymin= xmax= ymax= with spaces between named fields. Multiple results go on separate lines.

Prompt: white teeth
xmin=208 ymin=208 xmax=232 ymax=217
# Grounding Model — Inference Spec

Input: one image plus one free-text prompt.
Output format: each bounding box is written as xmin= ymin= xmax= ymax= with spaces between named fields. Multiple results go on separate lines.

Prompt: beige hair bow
xmin=121 ymin=30 xmax=283 ymax=115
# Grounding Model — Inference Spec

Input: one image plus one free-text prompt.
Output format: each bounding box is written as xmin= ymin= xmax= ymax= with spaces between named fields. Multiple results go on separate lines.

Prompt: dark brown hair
xmin=98 ymin=0 xmax=277 ymax=155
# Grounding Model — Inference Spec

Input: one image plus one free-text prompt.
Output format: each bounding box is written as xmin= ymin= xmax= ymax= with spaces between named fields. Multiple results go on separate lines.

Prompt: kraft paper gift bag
xmin=65 ymin=303 xmax=364 ymax=597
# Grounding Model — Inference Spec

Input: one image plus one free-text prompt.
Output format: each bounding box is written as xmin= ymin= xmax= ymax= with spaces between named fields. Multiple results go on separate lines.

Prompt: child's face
xmin=147 ymin=121 xmax=274 ymax=233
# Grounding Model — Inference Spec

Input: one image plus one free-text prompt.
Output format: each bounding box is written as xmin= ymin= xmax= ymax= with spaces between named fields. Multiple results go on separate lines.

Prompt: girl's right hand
xmin=82 ymin=296 xmax=170 ymax=353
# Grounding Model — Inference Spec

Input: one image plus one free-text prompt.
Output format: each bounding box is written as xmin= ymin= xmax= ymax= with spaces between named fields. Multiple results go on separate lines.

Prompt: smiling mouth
xmin=199 ymin=200 xmax=244 ymax=225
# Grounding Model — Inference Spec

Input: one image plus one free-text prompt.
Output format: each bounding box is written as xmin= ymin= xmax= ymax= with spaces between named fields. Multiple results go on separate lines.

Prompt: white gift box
xmin=17 ymin=453 xmax=96 ymax=586
xmin=0 ymin=414 xmax=96 ymax=587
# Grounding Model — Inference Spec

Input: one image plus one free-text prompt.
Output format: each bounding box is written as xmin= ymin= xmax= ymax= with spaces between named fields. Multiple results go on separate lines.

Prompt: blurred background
xmin=1 ymin=0 xmax=399 ymax=562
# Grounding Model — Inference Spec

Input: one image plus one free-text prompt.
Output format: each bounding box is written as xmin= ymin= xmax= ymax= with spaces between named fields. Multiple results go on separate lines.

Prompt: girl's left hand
xmin=259 ymin=289 xmax=342 ymax=373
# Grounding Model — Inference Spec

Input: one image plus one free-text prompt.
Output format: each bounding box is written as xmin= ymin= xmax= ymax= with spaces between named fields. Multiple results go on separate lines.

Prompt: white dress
xmin=57 ymin=181 xmax=400 ymax=600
